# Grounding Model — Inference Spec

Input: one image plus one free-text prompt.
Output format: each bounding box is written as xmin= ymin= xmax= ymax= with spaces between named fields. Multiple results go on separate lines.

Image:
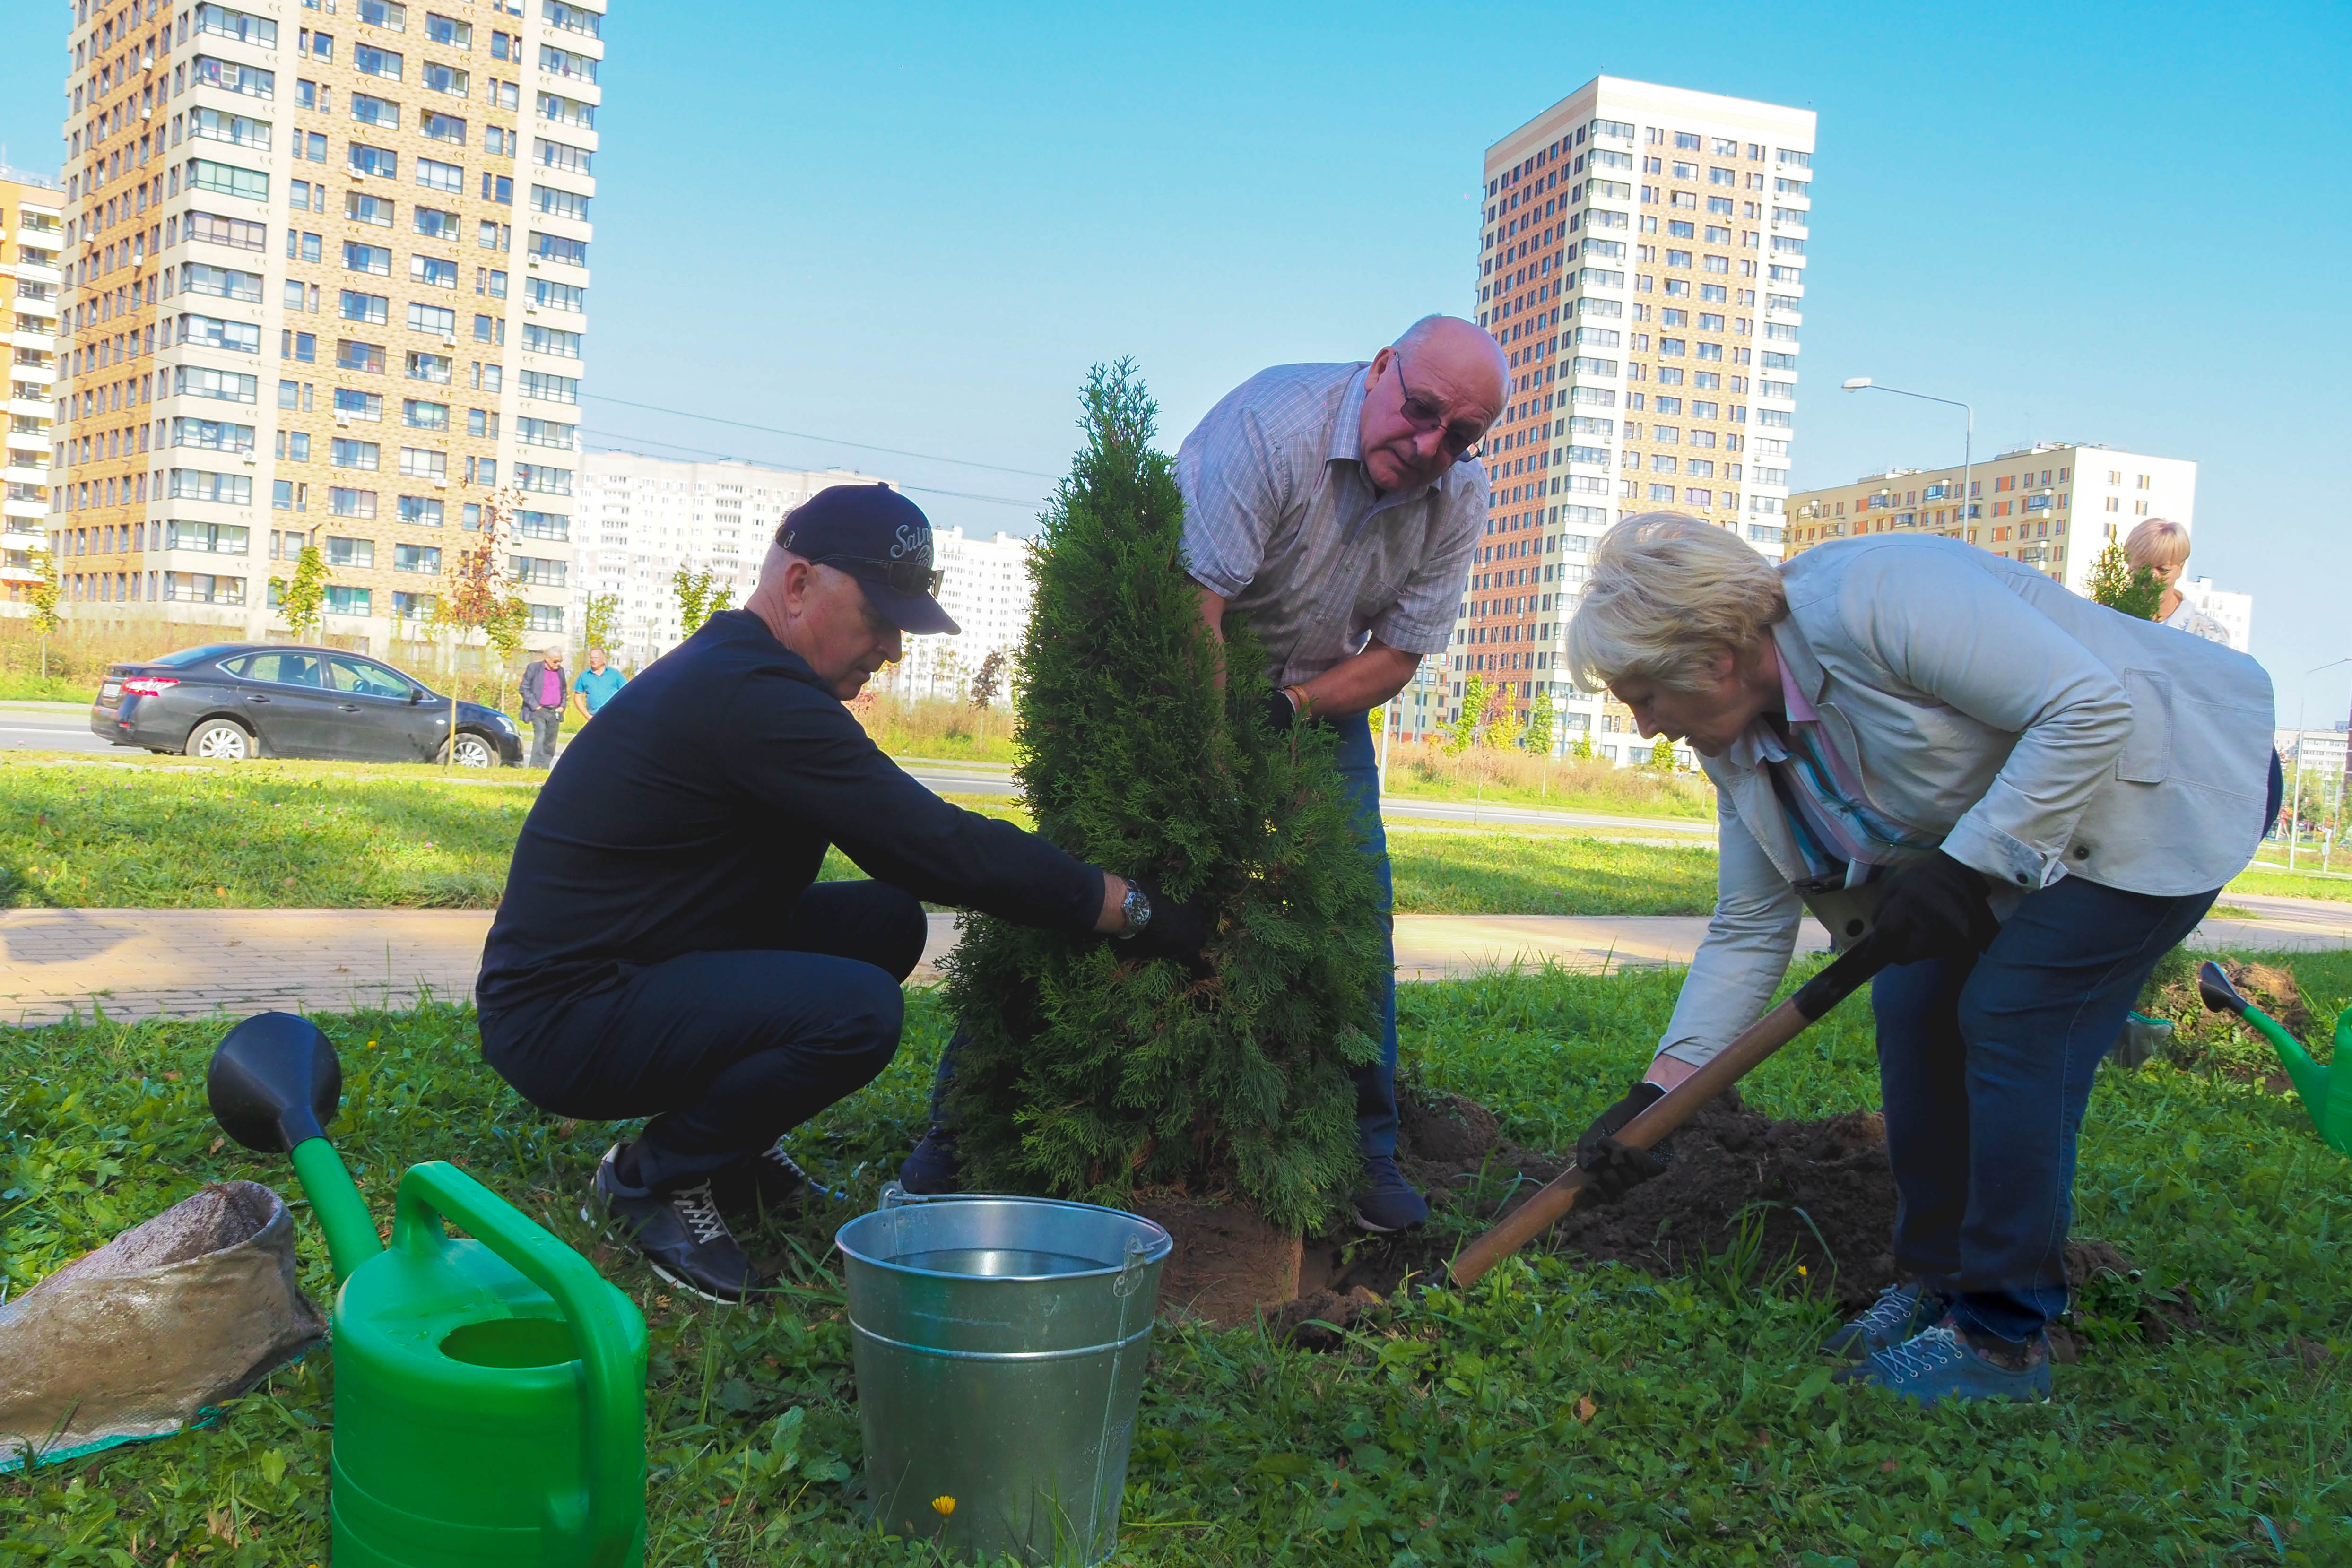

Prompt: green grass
xmin=2232 ymin=865 xmax=2352 ymax=905
xmin=1388 ymin=828 xmax=1717 ymax=916
xmin=4 ymin=955 xmax=2348 ymax=1562
xmin=0 ymin=762 xmax=1727 ymax=918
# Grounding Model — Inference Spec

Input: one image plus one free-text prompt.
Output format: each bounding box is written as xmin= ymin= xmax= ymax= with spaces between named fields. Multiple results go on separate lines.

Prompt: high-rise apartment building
xmin=50 ymin=0 xmax=602 ymax=656
xmin=1450 ymin=77 xmax=1814 ymax=747
xmin=578 ymin=452 xmax=889 ymax=667
xmin=891 ymin=525 xmax=1034 ymax=701
xmin=1 ymin=169 xmax=66 ymax=599
xmin=1783 ymin=442 xmax=2199 ymax=598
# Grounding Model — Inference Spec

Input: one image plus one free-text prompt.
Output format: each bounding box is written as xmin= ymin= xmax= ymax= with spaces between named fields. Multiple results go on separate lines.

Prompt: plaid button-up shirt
xmin=1175 ymin=361 xmax=1488 ymax=688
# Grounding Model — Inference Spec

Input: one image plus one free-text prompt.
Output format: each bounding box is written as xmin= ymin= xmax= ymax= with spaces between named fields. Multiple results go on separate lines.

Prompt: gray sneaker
xmin=1821 ymin=1280 xmax=1952 ymax=1362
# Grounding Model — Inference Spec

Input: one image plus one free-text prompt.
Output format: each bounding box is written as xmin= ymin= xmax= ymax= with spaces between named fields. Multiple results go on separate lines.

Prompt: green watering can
xmin=2197 ymin=962 xmax=2352 ymax=1157
xmin=206 ymin=1012 xmax=649 ymax=1566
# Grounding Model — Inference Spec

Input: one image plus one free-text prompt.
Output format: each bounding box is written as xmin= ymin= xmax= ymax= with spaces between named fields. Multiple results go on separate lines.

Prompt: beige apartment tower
xmin=1783 ymin=443 xmax=2198 ymax=598
xmin=2 ymin=170 xmax=67 ymax=598
xmin=51 ymin=0 xmax=601 ymax=655
xmin=1447 ymin=76 xmax=1814 ymax=756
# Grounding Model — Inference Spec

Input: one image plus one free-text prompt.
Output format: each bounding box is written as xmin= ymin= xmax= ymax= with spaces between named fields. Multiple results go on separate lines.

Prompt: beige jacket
xmin=1658 ymin=536 xmax=2274 ymax=1067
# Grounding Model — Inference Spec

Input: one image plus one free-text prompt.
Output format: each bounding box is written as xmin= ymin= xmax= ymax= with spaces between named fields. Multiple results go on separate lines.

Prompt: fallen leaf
xmin=1576 ymin=1395 xmax=1597 ymax=1422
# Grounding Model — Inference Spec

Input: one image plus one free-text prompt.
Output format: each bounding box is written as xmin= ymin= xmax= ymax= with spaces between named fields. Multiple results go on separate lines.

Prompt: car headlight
xmin=492 ymin=713 xmax=519 ymax=734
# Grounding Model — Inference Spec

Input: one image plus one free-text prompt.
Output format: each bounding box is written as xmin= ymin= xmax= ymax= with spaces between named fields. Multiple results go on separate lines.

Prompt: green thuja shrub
xmin=937 ymin=362 xmax=1385 ymax=1232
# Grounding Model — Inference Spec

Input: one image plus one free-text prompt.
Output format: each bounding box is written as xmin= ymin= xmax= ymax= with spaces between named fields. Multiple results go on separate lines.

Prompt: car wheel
xmin=186 ymin=719 xmax=257 ymax=761
xmin=445 ymin=731 xmax=500 ymax=769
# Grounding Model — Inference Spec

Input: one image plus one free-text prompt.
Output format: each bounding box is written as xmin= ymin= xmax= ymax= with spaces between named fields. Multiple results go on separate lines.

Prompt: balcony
xmin=3 ymin=494 xmax=48 ymax=520
xmin=10 ymin=358 xmax=54 ymax=383
xmin=13 ymin=294 xmax=59 ymax=321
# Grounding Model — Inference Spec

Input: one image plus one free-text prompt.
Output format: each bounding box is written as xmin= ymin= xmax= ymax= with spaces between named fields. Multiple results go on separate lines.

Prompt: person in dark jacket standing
xmin=477 ymin=483 xmax=1203 ymax=1301
xmin=519 ymin=646 xmax=568 ymax=768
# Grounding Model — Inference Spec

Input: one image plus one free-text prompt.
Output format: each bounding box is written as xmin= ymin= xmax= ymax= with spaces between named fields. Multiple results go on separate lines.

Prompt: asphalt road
xmin=0 ymin=710 xmax=117 ymax=754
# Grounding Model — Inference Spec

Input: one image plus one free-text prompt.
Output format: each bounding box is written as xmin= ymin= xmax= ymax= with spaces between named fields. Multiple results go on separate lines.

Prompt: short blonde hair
xmin=2123 ymin=517 xmax=2191 ymax=573
xmin=1563 ymin=512 xmax=1788 ymax=693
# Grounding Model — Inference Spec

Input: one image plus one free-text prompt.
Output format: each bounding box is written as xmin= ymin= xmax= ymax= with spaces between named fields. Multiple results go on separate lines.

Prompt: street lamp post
xmin=2288 ymin=657 xmax=2352 ymax=870
xmin=1842 ymin=378 xmax=1973 ymax=547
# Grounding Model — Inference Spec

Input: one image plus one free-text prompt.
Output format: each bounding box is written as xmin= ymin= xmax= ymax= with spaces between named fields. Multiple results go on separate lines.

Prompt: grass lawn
xmin=2232 ymin=865 xmax=2352 ymax=904
xmin=3 ymin=953 xmax=2347 ymax=1562
xmin=0 ymin=762 xmax=1721 ymax=918
xmin=1389 ymin=827 xmax=1716 ymax=916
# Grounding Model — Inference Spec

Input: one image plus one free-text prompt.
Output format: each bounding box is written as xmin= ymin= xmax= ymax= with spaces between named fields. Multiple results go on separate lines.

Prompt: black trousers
xmin=480 ymin=881 xmax=928 ymax=1192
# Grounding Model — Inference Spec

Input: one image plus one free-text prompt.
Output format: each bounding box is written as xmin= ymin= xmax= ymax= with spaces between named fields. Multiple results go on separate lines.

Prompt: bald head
xmin=1357 ymin=315 xmax=1506 ymax=495
xmin=1395 ymin=314 xmax=1509 ymax=401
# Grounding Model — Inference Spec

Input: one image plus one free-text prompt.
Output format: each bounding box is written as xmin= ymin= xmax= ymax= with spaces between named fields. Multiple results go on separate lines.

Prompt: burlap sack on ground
xmin=0 ymin=1180 xmax=326 ymax=1469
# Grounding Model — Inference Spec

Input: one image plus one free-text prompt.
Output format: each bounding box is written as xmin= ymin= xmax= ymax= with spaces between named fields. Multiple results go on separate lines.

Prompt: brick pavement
xmin=0 ymin=895 xmax=2344 ymax=1026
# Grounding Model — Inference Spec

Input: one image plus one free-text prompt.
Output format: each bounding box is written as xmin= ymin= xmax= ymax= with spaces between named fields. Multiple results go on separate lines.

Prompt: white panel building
xmin=890 ymin=524 xmax=1034 ymax=700
xmin=575 ymin=450 xmax=887 ymax=667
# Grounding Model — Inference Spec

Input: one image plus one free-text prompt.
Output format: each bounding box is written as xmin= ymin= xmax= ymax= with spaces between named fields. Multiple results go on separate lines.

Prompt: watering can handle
xmin=392 ymin=1161 xmax=641 ymax=1568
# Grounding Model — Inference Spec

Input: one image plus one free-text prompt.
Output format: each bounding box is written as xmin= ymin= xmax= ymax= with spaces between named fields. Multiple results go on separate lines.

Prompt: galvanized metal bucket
xmin=836 ymin=1186 xmax=1172 ymax=1565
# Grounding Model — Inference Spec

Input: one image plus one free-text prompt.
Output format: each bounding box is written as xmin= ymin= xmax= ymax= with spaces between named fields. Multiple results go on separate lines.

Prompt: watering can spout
xmin=2197 ymin=962 xmax=2349 ymax=1159
xmin=207 ymin=1011 xmax=386 ymax=1282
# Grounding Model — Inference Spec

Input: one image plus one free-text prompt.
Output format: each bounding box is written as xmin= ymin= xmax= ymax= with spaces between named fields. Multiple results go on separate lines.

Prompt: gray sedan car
xmin=92 ymin=643 xmax=526 ymax=765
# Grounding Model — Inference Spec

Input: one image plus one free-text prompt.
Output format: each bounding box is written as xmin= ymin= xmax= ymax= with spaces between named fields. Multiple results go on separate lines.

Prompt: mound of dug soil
xmin=1276 ymin=1087 xmax=2192 ymax=1353
xmin=1545 ymin=1089 xmax=1900 ymax=1310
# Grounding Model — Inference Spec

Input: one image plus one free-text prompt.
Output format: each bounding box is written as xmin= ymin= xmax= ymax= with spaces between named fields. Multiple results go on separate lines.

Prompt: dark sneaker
xmin=1820 ymin=1280 xmax=1953 ymax=1362
xmin=1353 ymin=1154 xmax=1429 ymax=1233
xmin=710 ymin=1141 xmax=829 ymax=1225
xmin=899 ymin=1126 xmax=963 ymax=1195
xmin=582 ymin=1144 xmax=763 ymax=1305
xmin=1835 ymin=1324 xmax=2053 ymax=1405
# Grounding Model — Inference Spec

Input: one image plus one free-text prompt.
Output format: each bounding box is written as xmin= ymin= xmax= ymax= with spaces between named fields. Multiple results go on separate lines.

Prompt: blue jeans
xmin=925 ymin=716 xmax=1402 ymax=1161
xmin=1332 ymin=715 xmax=1402 ymax=1158
xmin=1870 ymin=875 xmax=2215 ymax=1342
xmin=483 ymin=881 xmax=928 ymax=1192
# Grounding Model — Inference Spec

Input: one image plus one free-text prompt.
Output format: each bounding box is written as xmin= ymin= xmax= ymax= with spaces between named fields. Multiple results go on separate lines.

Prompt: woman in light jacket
xmin=1563 ymin=513 xmax=2275 ymax=1404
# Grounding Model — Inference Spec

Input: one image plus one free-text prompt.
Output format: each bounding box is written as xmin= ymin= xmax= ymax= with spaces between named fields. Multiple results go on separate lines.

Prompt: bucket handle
xmin=392 ymin=1161 xmax=643 ymax=1568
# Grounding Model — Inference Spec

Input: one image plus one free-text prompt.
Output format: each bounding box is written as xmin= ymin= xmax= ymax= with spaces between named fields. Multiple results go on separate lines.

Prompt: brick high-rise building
xmin=1 ymin=169 xmax=66 ymax=598
xmin=50 ymin=0 xmax=601 ymax=657
xmin=1783 ymin=443 xmax=2198 ymax=597
xmin=1449 ymin=77 xmax=1814 ymax=761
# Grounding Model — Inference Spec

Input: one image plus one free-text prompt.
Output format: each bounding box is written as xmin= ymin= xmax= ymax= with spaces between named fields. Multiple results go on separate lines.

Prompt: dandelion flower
xmin=1797 ymin=1265 xmax=1808 ymax=1276
xmin=931 ymin=1496 xmax=956 ymax=1518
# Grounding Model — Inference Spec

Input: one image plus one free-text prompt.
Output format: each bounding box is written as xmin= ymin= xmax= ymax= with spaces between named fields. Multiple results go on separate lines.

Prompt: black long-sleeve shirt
xmin=476 ymin=610 xmax=1102 ymax=1016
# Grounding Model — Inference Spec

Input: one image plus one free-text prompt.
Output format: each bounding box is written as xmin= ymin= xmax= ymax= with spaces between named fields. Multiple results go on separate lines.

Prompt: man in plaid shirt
xmin=903 ymin=316 xmax=1504 ymax=1229
xmin=1174 ymin=315 xmax=1504 ymax=1230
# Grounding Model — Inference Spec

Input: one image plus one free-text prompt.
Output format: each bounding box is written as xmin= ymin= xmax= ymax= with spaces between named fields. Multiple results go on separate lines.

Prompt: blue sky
xmin=9 ymin=1 xmax=2349 ymax=714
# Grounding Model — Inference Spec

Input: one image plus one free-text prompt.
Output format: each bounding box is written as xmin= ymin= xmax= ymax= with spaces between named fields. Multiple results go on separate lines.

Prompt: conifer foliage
xmin=939 ymin=364 xmax=1386 ymax=1233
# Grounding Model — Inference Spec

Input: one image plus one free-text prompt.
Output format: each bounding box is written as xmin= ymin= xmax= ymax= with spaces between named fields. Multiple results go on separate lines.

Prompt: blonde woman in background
xmin=2124 ymin=517 xmax=2232 ymax=643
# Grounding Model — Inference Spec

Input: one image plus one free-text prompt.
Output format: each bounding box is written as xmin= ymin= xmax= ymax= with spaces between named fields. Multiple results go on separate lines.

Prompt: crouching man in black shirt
xmin=477 ymin=483 xmax=1201 ymax=1302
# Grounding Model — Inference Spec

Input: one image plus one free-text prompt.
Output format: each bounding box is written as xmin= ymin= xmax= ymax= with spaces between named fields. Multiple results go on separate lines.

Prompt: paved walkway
xmin=2 ymin=892 xmax=2347 ymax=1027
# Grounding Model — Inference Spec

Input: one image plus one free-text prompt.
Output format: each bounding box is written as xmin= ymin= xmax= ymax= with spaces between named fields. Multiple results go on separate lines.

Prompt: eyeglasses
xmin=1393 ymin=352 xmax=1488 ymax=462
xmin=808 ymin=553 xmax=946 ymax=598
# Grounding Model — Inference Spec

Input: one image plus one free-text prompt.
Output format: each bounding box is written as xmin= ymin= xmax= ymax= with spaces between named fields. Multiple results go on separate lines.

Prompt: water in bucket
xmin=836 ymin=1187 xmax=1171 ymax=1565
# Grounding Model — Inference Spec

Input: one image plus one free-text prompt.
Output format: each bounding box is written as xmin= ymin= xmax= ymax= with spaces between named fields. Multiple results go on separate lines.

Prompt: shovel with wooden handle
xmin=1449 ymin=938 xmax=1889 ymax=1288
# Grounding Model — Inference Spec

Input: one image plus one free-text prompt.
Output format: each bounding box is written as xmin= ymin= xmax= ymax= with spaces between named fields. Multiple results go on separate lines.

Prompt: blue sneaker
xmin=1838 ymin=1324 xmax=2053 ymax=1404
xmin=1820 ymin=1280 xmax=1953 ymax=1362
xmin=898 ymin=1127 xmax=962 ymax=1195
xmin=1353 ymin=1154 xmax=1429 ymax=1233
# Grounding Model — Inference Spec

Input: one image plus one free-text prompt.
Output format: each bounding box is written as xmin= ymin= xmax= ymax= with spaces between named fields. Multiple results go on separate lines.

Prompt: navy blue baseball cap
xmin=775 ymin=483 xmax=959 ymax=635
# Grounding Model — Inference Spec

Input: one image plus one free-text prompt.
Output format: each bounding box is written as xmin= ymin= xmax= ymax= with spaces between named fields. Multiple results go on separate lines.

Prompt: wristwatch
xmin=1114 ymin=881 xmax=1153 ymax=939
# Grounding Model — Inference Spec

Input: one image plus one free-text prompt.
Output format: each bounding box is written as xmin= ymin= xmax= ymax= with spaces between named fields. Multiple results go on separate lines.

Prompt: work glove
xmin=1261 ymin=688 xmax=1303 ymax=735
xmin=1575 ymin=1079 xmax=1671 ymax=1203
xmin=1868 ymin=850 xmax=2000 ymax=968
xmin=1260 ymin=687 xmax=1343 ymax=736
xmin=1120 ymin=875 xmax=1212 ymax=964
